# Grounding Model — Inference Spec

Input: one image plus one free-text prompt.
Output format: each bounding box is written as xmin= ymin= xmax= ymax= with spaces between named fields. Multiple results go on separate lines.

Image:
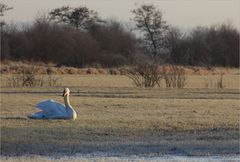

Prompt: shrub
xmin=162 ymin=65 xmax=187 ymax=88
xmin=125 ymin=61 xmax=162 ymax=87
xmin=6 ymin=65 xmax=61 ymax=87
xmin=216 ymin=73 xmax=225 ymax=89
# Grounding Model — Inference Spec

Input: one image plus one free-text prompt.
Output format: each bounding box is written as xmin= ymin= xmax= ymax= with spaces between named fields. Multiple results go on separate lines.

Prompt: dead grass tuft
xmin=86 ymin=68 xmax=99 ymax=74
xmin=109 ymin=68 xmax=121 ymax=75
xmin=97 ymin=68 xmax=108 ymax=74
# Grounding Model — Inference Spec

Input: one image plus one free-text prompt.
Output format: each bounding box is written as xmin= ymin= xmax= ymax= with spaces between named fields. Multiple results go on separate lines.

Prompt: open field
xmin=0 ymin=74 xmax=240 ymax=160
xmin=1 ymin=73 xmax=240 ymax=89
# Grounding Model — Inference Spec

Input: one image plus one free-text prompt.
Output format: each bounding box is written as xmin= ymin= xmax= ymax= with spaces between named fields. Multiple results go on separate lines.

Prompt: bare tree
xmin=0 ymin=3 xmax=13 ymax=16
xmin=49 ymin=6 xmax=102 ymax=30
xmin=0 ymin=3 xmax=13 ymax=27
xmin=132 ymin=4 xmax=169 ymax=59
xmin=166 ymin=27 xmax=184 ymax=63
xmin=166 ymin=23 xmax=239 ymax=67
xmin=89 ymin=19 xmax=137 ymax=66
xmin=126 ymin=4 xmax=169 ymax=87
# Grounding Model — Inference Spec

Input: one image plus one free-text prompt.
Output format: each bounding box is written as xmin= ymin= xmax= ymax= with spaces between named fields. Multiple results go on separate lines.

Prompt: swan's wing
xmin=36 ymin=99 xmax=66 ymax=115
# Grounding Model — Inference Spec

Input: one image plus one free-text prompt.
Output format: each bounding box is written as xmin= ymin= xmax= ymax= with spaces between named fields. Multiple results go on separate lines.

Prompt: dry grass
xmin=1 ymin=61 xmax=239 ymax=75
xmin=1 ymin=73 xmax=239 ymax=89
xmin=0 ymin=76 xmax=239 ymax=157
xmin=0 ymin=74 xmax=239 ymax=158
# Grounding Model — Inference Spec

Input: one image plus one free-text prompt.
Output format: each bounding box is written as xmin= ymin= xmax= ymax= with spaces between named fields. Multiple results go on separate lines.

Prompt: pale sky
xmin=1 ymin=0 xmax=240 ymax=30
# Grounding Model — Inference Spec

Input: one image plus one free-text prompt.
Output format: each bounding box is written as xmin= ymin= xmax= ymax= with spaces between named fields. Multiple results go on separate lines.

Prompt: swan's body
xmin=28 ymin=88 xmax=77 ymax=120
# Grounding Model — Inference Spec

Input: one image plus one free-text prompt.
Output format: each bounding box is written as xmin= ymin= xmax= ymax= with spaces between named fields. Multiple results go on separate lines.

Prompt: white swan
xmin=28 ymin=88 xmax=77 ymax=120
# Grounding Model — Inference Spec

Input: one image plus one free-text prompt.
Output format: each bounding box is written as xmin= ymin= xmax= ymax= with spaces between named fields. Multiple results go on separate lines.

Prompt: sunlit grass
xmin=0 ymin=74 xmax=239 ymax=156
xmin=1 ymin=73 xmax=239 ymax=89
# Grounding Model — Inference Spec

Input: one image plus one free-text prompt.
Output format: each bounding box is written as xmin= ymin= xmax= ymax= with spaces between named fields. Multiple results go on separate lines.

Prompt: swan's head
xmin=62 ymin=88 xmax=70 ymax=97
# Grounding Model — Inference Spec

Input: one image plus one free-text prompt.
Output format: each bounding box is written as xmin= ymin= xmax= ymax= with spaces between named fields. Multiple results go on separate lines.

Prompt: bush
xmin=125 ymin=61 xmax=162 ymax=87
xmin=216 ymin=73 xmax=225 ymax=89
xmin=6 ymin=65 xmax=61 ymax=87
xmin=1 ymin=17 xmax=137 ymax=68
xmin=162 ymin=65 xmax=187 ymax=88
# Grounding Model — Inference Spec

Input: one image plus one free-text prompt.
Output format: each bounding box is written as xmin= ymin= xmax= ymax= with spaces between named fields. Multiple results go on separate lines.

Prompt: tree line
xmin=167 ymin=25 xmax=239 ymax=67
xmin=1 ymin=3 xmax=239 ymax=67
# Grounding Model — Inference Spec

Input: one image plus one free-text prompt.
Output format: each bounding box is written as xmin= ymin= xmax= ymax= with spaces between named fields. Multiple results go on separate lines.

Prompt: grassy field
xmin=0 ymin=74 xmax=240 ymax=159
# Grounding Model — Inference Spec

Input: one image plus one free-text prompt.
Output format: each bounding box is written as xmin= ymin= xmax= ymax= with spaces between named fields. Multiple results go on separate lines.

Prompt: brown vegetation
xmin=162 ymin=65 xmax=186 ymax=88
xmin=0 ymin=61 xmax=235 ymax=75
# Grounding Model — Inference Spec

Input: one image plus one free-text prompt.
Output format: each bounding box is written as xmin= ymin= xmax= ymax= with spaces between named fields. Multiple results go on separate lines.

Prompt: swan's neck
xmin=63 ymin=94 xmax=77 ymax=119
xmin=64 ymin=94 xmax=71 ymax=108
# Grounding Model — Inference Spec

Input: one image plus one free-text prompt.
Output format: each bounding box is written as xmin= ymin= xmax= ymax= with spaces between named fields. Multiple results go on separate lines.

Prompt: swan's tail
xmin=28 ymin=111 xmax=46 ymax=119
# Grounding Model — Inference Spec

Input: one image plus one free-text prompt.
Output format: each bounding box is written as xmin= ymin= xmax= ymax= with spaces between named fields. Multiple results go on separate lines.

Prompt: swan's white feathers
xmin=29 ymin=88 xmax=77 ymax=119
xmin=36 ymin=99 xmax=66 ymax=115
